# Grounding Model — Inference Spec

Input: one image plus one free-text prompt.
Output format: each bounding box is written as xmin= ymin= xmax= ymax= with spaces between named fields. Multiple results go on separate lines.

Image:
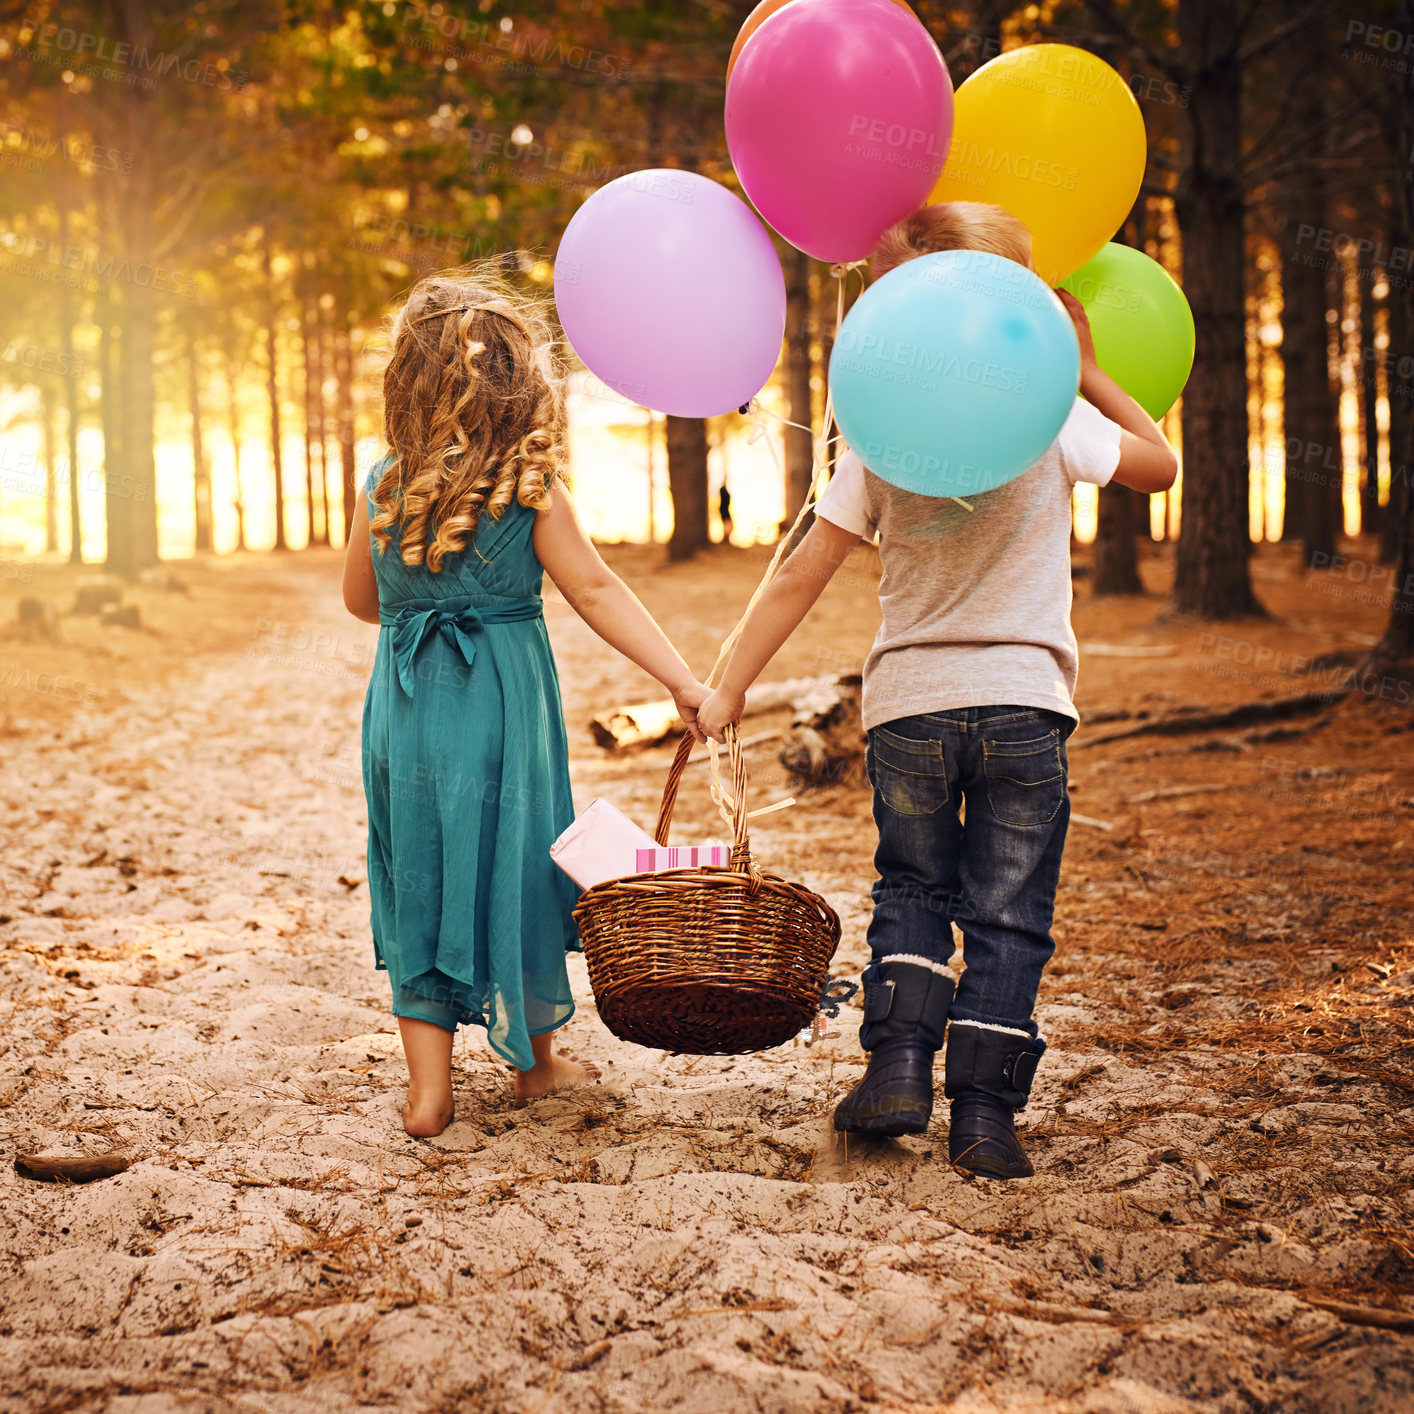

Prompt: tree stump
xmin=72 ymin=575 xmax=124 ymax=615
xmin=99 ymin=603 xmax=142 ymax=629
xmin=138 ymin=567 xmax=188 ymax=594
xmin=16 ymin=596 xmax=61 ymax=640
xmin=779 ymin=674 xmax=867 ymax=787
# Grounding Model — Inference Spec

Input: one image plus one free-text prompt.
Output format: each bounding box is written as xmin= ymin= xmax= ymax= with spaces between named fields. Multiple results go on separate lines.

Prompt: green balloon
xmin=1061 ymin=242 xmax=1194 ymax=420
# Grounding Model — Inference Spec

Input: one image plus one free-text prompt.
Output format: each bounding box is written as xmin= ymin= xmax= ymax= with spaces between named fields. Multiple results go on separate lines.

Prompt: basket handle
xmin=653 ymin=725 xmax=751 ymax=865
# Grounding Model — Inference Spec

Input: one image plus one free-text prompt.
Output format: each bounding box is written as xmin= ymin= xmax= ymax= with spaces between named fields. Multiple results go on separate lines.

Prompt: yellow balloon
xmin=928 ymin=44 xmax=1146 ymax=287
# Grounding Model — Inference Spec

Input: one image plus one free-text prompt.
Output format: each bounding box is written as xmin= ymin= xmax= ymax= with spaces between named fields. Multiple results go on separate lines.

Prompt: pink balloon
xmin=554 ymin=170 xmax=786 ymax=419
xmin=726 ymin=0 xmax=953 ymax=264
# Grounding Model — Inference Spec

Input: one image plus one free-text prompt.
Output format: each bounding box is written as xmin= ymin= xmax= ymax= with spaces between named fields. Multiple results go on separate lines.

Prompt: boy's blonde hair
xmin=871 ymin=202 xmax=1033 ymax=279
xmin=371 ymin=261 xmax=565 ymax=572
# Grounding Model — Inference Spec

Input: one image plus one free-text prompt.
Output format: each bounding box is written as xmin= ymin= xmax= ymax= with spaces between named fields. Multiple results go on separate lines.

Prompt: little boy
xmin=697 ymin=202 xmax=1178 ymax=1179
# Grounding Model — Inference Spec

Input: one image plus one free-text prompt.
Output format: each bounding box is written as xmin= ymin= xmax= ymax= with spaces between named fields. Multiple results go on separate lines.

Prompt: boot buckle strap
xmin=1003 ymin=1050 xmax=1040 ymax=1092
xmin=862 ymin=980 xmax=895 ymax=1023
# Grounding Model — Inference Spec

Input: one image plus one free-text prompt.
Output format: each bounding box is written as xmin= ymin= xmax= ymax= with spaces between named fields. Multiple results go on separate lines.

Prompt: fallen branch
xmin=1080 ymin=689 xmax=1353 ymax=747
xmin=1305 ymin=1297 xmax=1414 ymax=1332
xmin=567 ymin=1339 xmax=613 ymax=1371
xmin=1121 ymin=783 xmax=1234 ymax=804
xmin=15 ymin=1152 xmax=131 ymax=1184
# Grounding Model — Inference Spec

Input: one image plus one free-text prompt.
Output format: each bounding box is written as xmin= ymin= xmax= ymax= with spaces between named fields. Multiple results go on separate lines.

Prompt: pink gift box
xmin=549 ymin=798 xmax=657 ymax=891
xmin=634 ymin=845 xmax=729 ymax=872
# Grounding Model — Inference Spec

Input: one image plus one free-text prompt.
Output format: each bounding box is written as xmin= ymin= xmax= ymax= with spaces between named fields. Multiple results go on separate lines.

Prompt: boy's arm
xmin=1057 ymin=290 xmax=1179 ymax=495
xmin=533 ymin=482 xmax=708 ymax=741
xmin=697 ymin=515 xmax=861 ymax=742
xmin=342 ymin=489 xmax=381 ymax=624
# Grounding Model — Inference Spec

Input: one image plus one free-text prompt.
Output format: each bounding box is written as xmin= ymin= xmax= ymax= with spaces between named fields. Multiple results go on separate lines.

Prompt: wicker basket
xmin=574 ymin=726 xmax=841 ymax=1054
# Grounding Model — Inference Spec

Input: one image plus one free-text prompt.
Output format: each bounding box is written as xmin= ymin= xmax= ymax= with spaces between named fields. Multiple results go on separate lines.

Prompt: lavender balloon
xmin=554 ymin=170 xmax=787 ymax=419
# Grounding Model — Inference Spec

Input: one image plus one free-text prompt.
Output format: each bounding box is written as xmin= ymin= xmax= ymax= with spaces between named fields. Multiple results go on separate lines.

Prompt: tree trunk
xmin=815 ymin=261 xmax=859 ymax=494
xmin=310 ymin=293 xmax=329 ymax=545
xmin=1279 ymin=208 xmax=1340 ymax=564
xmin=1310 ymin=257 xmax=1347 ymax=564
xmin=1283 ymin=0 xmax=1342 ymax=567
xmin=110 ymin=2 xmax=158 ymax=573
xmin=1171 ymin=0 xmax=1264 ymax=618
xmin=1360 ymin=266 xmax=1383 ymax=540
xmin=783 ymin=243 xmax=814 ymax=525
xmin=1093 ymin=485 xmax=1147 ymax=595
xmin=262 ymin=238 xmax=287 ymax=551
xmin=123 ymin=287 xmax=160 ymax=567
xmin=223 ymin=342 xmax=246 ymax=552
xmin=101 ymin=310 xmax=133 ymax=579
xmin=665 ymin=414 xmax=710 ymax=562
xmin=950 ymin=0 xmax=1005 ymax=81
xmin=42 ymin=387 xmax=58 ymax=555
xmin=300 ymin=289 xmax=317 ymax=548
xmin=187 ymin=315 xmax=211 ymax=553
xmin=60 ymin=204 xmax=82 ymax=565
xmin=1094 ymin=199 xmax=1148 ymax=594
xmin=335 ymin=310 xmax=357 ymax=544
xmin=1368 ymin=0 xmax=1414 ymax=660
xmin=117 ymin=200 xmax=159 ymax=568
xmin=814 ymin=262 xmax=836 ymax=435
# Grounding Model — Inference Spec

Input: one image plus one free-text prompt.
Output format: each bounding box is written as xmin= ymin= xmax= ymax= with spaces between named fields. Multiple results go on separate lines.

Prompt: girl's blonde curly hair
xmin=371 ymin=262 xmax=566 ymax=572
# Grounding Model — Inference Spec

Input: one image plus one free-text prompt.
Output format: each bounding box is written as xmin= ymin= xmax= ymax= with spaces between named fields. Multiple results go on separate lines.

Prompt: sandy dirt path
xmin=1 ymin=542 xmax=1412 ymax=1413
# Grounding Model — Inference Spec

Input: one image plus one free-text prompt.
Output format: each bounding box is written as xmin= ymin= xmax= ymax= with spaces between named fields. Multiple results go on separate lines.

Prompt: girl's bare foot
xmin=513 ymin=1047 xmax=603 ymax=1105
xmin=402 ymin=1086 xmax=455 ymax=1137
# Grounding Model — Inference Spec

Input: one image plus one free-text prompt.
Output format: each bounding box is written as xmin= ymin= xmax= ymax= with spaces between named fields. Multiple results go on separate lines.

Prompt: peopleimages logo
xmin=943 ymin=141 xmax=1079 ymax=191
xmin=864 ymin=443 xmax=990 ymax=491
xmin=25 ymin=23 xmax=249 ymax=88
xmin=1063 ymin=275 xmax=1143 ymax=313
xmin=0 ymin=233 xmax=197 ymax=297
xmin=835 ymin=328 xmax=1029 ymax=394
xmin=843 ymin=114 xmax=943 ymax=173
xmin=846 ymin=114 xmax=942 ymax=154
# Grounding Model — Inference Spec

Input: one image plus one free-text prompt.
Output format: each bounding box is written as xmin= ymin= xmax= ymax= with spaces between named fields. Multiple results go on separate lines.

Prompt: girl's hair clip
xmin=413 ymin=304 xmax=471 ymax=324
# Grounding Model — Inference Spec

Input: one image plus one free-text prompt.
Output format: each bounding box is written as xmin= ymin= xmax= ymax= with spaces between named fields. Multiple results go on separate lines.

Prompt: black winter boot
xmin=833 ymin=957 xmax=955 ymax=1137
xmin=944 ymin=1025 xmax=1046 ymax=1179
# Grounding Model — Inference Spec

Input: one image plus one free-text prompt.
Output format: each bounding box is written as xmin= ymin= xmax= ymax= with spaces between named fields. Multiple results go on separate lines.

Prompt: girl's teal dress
xmin=361 ymin=457 xmax=581 ymax=1071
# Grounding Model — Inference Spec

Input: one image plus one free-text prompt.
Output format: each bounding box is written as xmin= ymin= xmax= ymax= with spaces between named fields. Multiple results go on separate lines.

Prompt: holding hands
xmin=696 ymin=686 xmax=745 ymax=744
xmin=673 ymin=680 xmax=714 ymax=745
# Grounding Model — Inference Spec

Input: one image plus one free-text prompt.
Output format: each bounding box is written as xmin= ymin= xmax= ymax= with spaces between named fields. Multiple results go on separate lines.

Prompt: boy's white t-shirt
xmin=815 ymin=397 xmax=1123 ymax=731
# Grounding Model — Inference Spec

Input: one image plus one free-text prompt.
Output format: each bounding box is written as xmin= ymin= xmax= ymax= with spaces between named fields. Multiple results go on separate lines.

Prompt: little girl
xmin=342 ymin=264 xmax=708 ymax=1137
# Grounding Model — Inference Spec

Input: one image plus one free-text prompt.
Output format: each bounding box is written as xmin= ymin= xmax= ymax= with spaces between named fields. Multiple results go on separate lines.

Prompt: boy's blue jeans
xmin=864 ymin=705 xmax=1074 ymax=1040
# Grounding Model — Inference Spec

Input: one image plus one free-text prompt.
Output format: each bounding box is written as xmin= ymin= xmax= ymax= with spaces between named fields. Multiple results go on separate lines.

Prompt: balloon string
xmin=702 ymin=261 xmax=859 ymax=831
xmin=699 ymin=258 xmax=969 ymax=831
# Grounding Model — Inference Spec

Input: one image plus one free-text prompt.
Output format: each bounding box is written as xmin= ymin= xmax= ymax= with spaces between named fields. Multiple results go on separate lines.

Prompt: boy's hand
xmin=697 ymin=686 xmax=746 ymax=744
xmin=1056 ymin=289 xmax=1098 ymax=374
xmin=673 ymin=679 xmax=711 ymax=744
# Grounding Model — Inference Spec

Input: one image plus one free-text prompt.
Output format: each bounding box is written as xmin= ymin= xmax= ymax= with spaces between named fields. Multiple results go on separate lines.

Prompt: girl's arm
xmin=697 ymin=515 xmax=861 ymax=742
xmin=342 ymin=489 xmax=381 ymax=624
xmin=1057 ymin=290 xmax=1180 ymax=495
xmin=533 ymin=483 xmax=708 ymax=742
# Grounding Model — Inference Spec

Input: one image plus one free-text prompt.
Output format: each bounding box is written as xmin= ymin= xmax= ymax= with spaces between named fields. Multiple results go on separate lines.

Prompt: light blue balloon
xmin=829 ymin=250 xmax=1081 ymax=499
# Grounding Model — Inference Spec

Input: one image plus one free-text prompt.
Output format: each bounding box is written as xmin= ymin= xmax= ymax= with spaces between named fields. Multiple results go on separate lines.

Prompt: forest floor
xmin=0 ymin=534 xmax=1412 ymax=1414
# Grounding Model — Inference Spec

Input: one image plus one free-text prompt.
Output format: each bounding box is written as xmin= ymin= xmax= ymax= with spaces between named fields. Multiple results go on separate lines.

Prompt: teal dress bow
xmin=379 ymin=596 xmax=544 ymax=697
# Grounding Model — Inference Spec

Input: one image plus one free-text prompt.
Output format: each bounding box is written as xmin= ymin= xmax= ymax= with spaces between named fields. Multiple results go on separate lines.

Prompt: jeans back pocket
xmin=870 ymin=726 xmax=950 ymax=817
xmin=982 ymin=730 xmax=1065 ymax=826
